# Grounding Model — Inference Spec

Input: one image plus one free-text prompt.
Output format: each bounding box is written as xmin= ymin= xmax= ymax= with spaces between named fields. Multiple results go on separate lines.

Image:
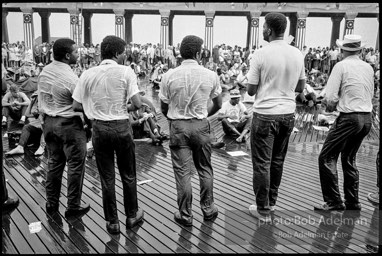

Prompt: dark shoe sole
xmin=204 ymin=211 xmax=218 ymax=221
xmin=174 ymin=217 xmax=193 ymax=227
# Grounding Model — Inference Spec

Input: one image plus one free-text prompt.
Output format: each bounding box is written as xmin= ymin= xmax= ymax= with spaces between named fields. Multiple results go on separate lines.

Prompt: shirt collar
xmin=100 ymin=59 xmax=118 ymax=65
xmin=181 ymin=59 xmax=199 ymax=65
xmin=51 ymin=60 xmax=72 ymax=70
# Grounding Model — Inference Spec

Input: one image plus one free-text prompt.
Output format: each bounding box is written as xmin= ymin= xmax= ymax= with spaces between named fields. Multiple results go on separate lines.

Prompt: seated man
xmin=5 ymin=93 xmax=45 ymax=156
xmin=2 ymin=83 xmax=30 ymax=126
xmin=235 ymin=66 xmax=249 ymax=89
xmin=217 ymin=89 xmax=251 ymax=143
xmin=129 ymin=96 xmax=167 ymax=145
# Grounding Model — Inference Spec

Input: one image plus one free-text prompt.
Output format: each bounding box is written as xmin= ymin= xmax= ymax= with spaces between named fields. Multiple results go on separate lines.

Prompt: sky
xmin=6 ymin=11 xmax=379 ymax=49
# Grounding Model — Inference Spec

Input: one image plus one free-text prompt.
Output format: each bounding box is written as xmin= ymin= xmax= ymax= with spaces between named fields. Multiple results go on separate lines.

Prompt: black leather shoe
xmin=46 ymin=202 xmax=59 ymax=215
xmin=3 ymin=197 xmax=19 ymax=213
xmin=345 ymin=203 xmax=362 ymax=210
xmin=65 ymin=202 xmax=90 ymax=218
xmin=211 ymin=141 xmax=225 ymax=149
xmin=106 ymin=221 xmax=120 ymax=234
xmin=174 ymin=211 xmax=193 ymax=227
xmin=204 ymin=206 xmax=218 ymax=221
xmin=126 ymin=208 xmax=144 ymax=228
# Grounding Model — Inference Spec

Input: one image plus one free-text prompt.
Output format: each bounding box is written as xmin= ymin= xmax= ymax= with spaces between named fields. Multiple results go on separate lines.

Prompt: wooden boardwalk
xmin=2 ymin=78 xmax=380 ymax=254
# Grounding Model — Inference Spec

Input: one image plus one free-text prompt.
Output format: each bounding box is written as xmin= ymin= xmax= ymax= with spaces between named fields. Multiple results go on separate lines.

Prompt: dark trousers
xmin=92 ymin=119 xmax=138 ymax=223
xmin=221 ymin=117 xmax=252 ymax=135
xmin=18 ymin=124 xmax=42 ymax=147
xmin=2 ymin=105 xmax=28 ymax=121
xmin=43 ymin=116 xmax=87 ymax=208
xmin=169 ymin=119 xmax=215 ymax=221
xmin=318 ymin=112 xmax=372 ymax=205
xmin=250 ymin=112 xmax=295 ymax=210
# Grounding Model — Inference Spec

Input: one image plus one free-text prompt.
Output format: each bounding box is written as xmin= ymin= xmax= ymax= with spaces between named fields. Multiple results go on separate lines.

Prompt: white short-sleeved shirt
xmin=38 ymin=60 xmax=82 ymax=118
xmin=219 ymin=100 xmax=247 ymax=123
xmin=159 ymin=59 xmax=221 ymax=119
xmin=247 ymin=40 xmax=305 ymax=115
xmin=72 ymin=59 xmax=140 ymax=121
xmin=324 ymin=55 xmax=374 ymax=113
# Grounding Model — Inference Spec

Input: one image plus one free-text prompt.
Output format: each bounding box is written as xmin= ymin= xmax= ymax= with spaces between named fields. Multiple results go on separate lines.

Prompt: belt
xmin=93 ymin=119 xmax=128 ymax=124
xmin=168 ymin=118 xmax=206 ymax=121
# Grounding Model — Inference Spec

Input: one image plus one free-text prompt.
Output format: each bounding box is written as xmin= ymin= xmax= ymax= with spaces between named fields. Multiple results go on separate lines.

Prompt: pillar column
xmin=204 ymin=10 xmax=215 ymax=52
xmin=159 ymin=10 xmax=170 ymax=49
xmin=330 ymin=14 xmax=344 ymax=48
xmin=247 ymin=11 xmax=261 ymax=49
xmin=20 ymin=8 xmax=35 ymax=50
xmin=114 ymin=9 xmax=125 ymax=40
xmin=288 ymin=13 xmax=298 ymax=47
xmin=82 ymin=11 xmax=93 ymax=46
xmin=168 ymin=12 xmax=174 ymax=46
xmin=2 ymin=11 xmax=9 ymax=43
xmin=124 ymin=11 xmax=133 ymax=44
xmin=296 ymin=11 xmax=309 ymax=50
xmin=39 ymin=11 xmax=51 ymax=44
xmin=343 ymin=11 xmax=358 ymax=37
xmin=376 ymin=15 xmax=379 ymax=51
xmin=68 ymin=8 xmax=80 ymax=45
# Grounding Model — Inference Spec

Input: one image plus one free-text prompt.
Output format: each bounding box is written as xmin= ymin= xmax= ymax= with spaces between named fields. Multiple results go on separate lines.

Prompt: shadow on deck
xmin=2 ymin=77 xmax=380 ymax=253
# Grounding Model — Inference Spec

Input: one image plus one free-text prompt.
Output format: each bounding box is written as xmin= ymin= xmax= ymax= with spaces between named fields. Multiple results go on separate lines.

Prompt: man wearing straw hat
xmin=314 ymin=34 xmax=374 ymax=211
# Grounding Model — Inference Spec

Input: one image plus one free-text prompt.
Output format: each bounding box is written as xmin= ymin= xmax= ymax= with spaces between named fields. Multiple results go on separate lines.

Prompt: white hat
xmin=336 ymin=34 xmax=365 ymax=52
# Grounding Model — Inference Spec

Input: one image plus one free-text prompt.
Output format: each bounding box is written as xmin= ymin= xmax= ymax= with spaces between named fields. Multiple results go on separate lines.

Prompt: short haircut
xmin=101 ymin=35 xmax=127 ymax=60
xmin=264 ymin=12 xmax=287 ymax=36
xmin=9 ymin=84 xmax=19 ymax=93
xmin=53 ymin=38 xmax=76 ymax=61
xmin=180 ymin=35 xmax=203 ymax=60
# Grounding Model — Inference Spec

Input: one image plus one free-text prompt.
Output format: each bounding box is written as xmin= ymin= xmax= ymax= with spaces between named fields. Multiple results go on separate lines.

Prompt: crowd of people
xmin=2 ymin=12 xmax=379 ymax=237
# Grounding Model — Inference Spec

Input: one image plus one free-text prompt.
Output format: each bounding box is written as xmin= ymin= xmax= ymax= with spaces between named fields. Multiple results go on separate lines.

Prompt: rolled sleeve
xmin=210 ymin=74 xmax=222 ymax=99
xmin=324 ymin=64 xmax=342 ymax=104
xmin=158 ymin=73 xmax=169 ymax=104
xmin=125 ymin=68 xmax=140 ymax=100
xmin=72 ymin=78 xmax=83 ymax=104
xmin=247 ymin=52 xmax=261 ymax=85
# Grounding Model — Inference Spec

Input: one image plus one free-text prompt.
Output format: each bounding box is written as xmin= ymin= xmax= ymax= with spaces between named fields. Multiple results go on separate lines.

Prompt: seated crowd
xmin=2 ymin=39 xmax=380 ymax=155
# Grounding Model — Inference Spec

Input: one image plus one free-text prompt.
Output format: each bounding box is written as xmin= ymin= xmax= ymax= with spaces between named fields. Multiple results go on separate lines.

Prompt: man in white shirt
xmin=246 ymin=13 xmax=305 ymax=220
xmin=72 ymin=35 xmax=144 ymax=234
xmin=159 ymin=35 xmax=222 ymax=227
xmin=218 ymin=89 xmax=251 ymax=143
xmin=38 ymin=38 xmax=89 ymax=219
xmin=314 ymin=35 xmax=374 ymax=211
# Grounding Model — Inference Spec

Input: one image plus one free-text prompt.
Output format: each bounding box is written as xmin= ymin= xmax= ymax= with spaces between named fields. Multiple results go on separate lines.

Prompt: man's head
xmin=263 ymin=12 xmax=287 ymax=42
xmin=180 ymin=35 xmax=203 ymax=60
xmin=9 ymin=84 xmax=19 ymax=97
xmin=229 ymin=89 xmax=241 ymax=105
xmin=53 ymin=38 xmax=78 ymax=65
xmin=101 ymin=35 xmax=127 ymax=64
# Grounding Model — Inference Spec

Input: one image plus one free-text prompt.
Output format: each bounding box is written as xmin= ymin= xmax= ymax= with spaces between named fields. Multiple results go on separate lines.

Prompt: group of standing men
xmin=2 ymin=12 xmax=376 ymax=232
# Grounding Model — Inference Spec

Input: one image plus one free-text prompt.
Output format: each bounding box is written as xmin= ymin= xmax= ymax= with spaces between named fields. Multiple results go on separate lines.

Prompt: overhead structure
xmin=2 ymin=2 xmax=379 ymax=50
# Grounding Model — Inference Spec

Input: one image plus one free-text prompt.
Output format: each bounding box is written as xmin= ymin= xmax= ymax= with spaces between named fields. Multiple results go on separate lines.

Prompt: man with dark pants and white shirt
xmin=160 ymin=35 xmax=222 ymax=227
xmin=38 ymin=38 xmax=89 ymax=218
xmin=246 ymin=13 xmax=305 ymax=221
xmin=73 ymin=35 xmax=144 ymax=234
xmin=314 ymin=35 xmax=374 ymax=211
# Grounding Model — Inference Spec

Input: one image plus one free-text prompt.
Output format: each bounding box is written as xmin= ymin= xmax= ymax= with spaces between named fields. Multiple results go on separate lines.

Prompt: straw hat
xmin=336 ymin=34 xmax=365 ymax=52
xmin=230 ymin=89 xmax=241 ymax=99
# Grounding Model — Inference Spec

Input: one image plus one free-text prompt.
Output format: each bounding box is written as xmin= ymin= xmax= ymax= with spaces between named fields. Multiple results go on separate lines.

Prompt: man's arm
xmin=295 ymin=79 xmax=305 ymax=93
xmin=72 ymin=99 xmax=83 ymax=112
xmin=247 ymin=83 xmax=259 ymax=96
xmin=1 ymin=93 xmax=11 ymax=106
xmin=19 ymin=92 xmax=31 ymax=106
xmin=207 ymin=94 xmax=222 ymax=117
xmin=160 ymin=100 xmax=169 ymax=118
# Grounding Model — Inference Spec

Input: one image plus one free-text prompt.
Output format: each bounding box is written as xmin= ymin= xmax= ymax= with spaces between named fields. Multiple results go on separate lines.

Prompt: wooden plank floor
xmin=2 ymin=77 xmax=380 ymax=254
